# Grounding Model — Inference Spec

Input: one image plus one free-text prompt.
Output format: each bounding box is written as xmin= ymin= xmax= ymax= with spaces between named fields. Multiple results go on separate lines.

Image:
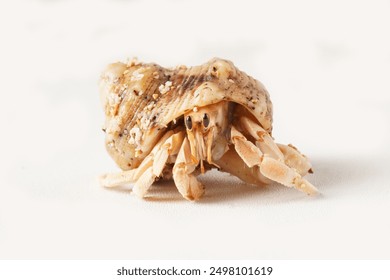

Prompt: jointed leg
xmin=133 ymin=130 xmax=184 ymax=197
xmin=99 ymin=155 xmax=152 ymax=188
xmin=100 ymin=130 xmax=185 ymax=198
xmin=239 ymin=116 xmax=312 ymax=176
xmin=173 ymin=137 xmax=205 ymax=201
xmin=230 ymin=126 xmax=318 ymax=195
xmin=215 ymin=148 xmax=271 ymax=186
xmin=239 ymin=116 xmax=284 ymax=160
xmin=277 ymin=144 xmax=313 ymax=176
xmin=99 ymin=130 xmax=176 ymax=187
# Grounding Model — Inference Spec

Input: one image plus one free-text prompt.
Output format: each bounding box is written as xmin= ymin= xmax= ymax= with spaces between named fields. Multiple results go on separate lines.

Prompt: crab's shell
xmin=100 ymin=58 xmax=273 ymax=170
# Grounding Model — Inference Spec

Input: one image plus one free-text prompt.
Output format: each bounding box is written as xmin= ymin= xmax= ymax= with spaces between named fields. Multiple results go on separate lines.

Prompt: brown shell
xmin=100 ymin=58 xmax=273 ymax=170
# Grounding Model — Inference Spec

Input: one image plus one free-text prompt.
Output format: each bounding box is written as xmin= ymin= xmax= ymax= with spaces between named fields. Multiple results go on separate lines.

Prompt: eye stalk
xmin=202 ymin=113 xmax=210 ymax=128
xmin=185 ymin=116 xmax=193 ymax=130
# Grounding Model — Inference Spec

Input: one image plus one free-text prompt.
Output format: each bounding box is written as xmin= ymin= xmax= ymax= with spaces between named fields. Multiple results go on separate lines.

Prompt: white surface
xmin=0 ymin=0 xmax=389 ymax=259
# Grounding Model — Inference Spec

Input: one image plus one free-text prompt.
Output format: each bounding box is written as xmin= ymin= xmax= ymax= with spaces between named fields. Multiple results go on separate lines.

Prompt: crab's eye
xmin=203 ymin=113 xmax=210 ymax=128
xmin=185 ymin=116 xmax=193 ymax=130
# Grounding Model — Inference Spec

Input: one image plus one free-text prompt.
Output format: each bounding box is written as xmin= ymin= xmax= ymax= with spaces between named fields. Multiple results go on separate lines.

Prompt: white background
xmin=0 ymin=0 xmax=389 ymax=259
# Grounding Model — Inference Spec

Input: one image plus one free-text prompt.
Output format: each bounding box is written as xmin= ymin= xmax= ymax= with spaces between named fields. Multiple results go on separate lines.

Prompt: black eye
xmin=185 ymin=116 xmax=192 ymax=130
xmin=203 ymin=113 xmax=210 ymax=128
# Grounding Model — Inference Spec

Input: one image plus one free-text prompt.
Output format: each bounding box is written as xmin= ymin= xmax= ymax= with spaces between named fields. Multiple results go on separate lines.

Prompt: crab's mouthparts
xmin=190 ymin=128 xmax=215 ymax=174
xmin=194 ymin=132 xmax=206 ymax=173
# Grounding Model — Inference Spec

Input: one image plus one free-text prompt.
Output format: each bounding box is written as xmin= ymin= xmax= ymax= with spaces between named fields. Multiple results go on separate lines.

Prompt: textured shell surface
xmin=100 ymin=58 xmax=273 ymax=171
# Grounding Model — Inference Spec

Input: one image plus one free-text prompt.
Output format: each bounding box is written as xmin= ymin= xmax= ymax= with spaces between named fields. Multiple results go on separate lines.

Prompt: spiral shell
xmin=100 ymin=58 xmax=273 ymax=170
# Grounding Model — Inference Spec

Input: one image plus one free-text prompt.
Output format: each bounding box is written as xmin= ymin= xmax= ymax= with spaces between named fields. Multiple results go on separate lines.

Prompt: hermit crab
xmin=99 ymin=58 xmax=317 ymax=200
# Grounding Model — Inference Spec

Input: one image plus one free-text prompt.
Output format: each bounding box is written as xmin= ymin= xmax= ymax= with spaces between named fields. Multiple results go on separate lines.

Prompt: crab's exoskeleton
xmin=99 ymin=58 xmax=317 ymax=200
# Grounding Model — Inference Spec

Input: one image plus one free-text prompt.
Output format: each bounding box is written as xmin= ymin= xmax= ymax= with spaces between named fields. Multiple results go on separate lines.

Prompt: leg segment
xmin=172 ymin=137 xmax=205 ymax=201
xmin=230 ymin=126 xmax=318 ymax=195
